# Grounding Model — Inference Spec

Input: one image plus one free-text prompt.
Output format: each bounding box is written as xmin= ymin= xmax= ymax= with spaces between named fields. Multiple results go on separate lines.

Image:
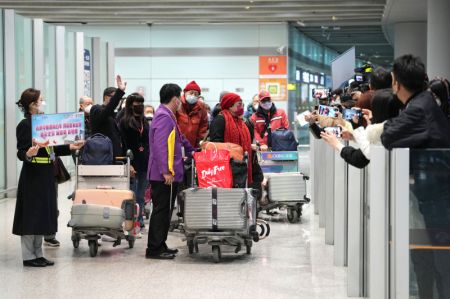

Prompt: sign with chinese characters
xmin=32 ymin=112 xmax=85 ymax=146
xmin=259 ymin=56 xmax=287 ymax=75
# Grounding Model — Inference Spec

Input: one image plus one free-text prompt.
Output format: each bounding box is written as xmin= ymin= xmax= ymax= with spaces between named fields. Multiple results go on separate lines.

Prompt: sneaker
xmin=136 ymin=232 xmax=143 ymax=239
xmin=44 ymin=238 xmax=60 ymax=247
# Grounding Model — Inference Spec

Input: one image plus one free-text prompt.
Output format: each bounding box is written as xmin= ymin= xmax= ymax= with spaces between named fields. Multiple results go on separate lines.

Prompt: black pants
xmin=146 ymin=181 xmax=179 ymax=255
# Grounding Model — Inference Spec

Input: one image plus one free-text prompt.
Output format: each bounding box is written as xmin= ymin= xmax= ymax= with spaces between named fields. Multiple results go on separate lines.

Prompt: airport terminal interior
xmin=1 ymin=0 xmax=450 ymax=298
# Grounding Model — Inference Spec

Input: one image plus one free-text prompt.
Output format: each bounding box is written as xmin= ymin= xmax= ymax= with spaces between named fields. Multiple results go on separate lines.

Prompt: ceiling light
xmin=296 ymin=21 xmax=305 ymax=27
xmin=332 ymin=16 xmax=338 ymax=21
xmin=250 ymin=0 xmax=254 ymax=3
xmin=245 ymin=6 xmax=250 ymax=10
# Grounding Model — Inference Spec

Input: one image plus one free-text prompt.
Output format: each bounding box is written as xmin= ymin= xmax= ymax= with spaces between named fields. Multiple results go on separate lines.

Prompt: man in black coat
xmin=381 ymin=55 xmax=450 ymax=149
xmin=89 ymin=76 xmax=127 ymax=158
xmin=381 ymin=55 xmax=450 ymax=299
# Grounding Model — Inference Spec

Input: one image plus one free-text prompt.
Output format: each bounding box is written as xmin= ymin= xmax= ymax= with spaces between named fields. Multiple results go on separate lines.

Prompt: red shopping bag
xmin=194 ymin=149 xmax=233 ymax=188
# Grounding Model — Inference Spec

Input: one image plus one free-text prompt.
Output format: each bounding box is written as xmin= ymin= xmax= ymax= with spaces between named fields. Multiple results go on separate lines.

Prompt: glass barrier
xmin=408 ymin=149 xmax=450 ymax=299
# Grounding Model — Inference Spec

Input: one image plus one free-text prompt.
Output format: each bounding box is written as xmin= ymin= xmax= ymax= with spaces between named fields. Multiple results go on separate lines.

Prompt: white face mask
xmin=84 ymin=104 xmax=93 ymax=114
xmin=186 ymin=95 xmax=198 ymax=105
xmin=145 ymin=113 xmax=153 ymax=118
xmin=253 ymin=104 xmax=259 ymax=111
xmin=38 ymin=100 xmax=47 ymax=112
xmin=260 ymin=101 xmax=272 ymax=111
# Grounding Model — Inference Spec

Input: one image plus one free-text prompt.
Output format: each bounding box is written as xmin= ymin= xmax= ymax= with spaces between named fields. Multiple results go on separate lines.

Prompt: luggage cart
xmin=181 ymin=153 xmax=263 ymax=263
xmin=68 ymin=150 xmax=137 ymax=257
xmin=258 ymin=150 xmax=310 ymax=223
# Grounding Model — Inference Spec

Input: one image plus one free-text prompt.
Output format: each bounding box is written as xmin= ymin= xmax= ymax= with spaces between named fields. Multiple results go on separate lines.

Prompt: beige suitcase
xmin=74 ymin=189 xmax=134 ymax=208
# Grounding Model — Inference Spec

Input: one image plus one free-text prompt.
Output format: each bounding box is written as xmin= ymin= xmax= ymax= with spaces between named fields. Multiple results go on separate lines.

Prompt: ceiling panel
xmin=0 ymin=0 xmax=393 ymax=65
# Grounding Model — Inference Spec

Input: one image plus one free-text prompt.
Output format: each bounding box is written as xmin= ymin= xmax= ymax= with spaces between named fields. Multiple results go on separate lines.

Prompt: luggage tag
xmin=49 ymin=146 xmax=56 ymax=161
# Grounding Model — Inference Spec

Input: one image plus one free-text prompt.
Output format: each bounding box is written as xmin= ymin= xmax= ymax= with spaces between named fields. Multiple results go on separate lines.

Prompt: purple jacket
xmin=147 ymin=105 xmax=194 ymax=182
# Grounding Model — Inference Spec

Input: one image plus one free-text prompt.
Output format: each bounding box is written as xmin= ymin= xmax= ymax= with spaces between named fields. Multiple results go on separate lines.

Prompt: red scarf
xmin=221 ymin=109 xmax=253 ymax=184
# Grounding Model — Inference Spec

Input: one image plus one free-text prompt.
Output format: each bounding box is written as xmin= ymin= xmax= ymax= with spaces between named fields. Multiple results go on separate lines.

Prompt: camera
xmin=323 ymin=126 xmax=342 ymax=138
xmin=318 ymin=105 xmax=339 ymax=118
xmin=343 ymin=108 xmax=362 ymax=121
xmin=312 ymin=88 xmax=331 ymax=100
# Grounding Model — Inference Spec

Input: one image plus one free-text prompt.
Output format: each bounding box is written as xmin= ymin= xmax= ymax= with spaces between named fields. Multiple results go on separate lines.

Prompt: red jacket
xmin=250 ymin=108 xmax=289 ymax=146
xmin=176 ymin=96 xmax=209 ymax=147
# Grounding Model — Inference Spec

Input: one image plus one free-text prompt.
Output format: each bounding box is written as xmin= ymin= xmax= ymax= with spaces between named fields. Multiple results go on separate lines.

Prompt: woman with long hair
xmin=119 ymin=92 xmax=149 ymax=235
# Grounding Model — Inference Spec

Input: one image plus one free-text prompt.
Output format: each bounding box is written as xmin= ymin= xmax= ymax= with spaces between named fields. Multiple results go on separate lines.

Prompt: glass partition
xmin=409 ymin=149 xmax=450 ymax=298
xmin=15 ymin=14 xmax=33 ymax=177
xmin=0 ymin=10 xmax=5 ymax=192
xmin=65 ymin=31 xmax=76 ymax=112
xmin=44 ymin=23 xmax=56 ymax=114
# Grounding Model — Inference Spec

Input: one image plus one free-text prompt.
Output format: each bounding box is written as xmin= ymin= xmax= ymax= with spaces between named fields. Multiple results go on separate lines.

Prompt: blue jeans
xmin=132 ymin=171 xmax=148 ymax=227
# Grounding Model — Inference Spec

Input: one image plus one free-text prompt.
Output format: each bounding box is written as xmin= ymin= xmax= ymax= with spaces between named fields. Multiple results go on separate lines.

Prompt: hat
xmin=258 ymin=90 xmax=271 ymax=101
xmin=220 ymin=93 xmax=242 ymax=110
xmin=184 ymin=81 xmax=201 ymax=94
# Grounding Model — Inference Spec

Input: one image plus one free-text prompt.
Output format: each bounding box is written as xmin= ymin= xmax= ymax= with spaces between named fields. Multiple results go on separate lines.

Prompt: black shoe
xmin=23 ymin=259 xmax=47 ymax=267
xmin=145 ymin=252 xmax=175 ymax=260
xmin=44 ymin=238 xmax=60 ymax=247
xmin=165 ymin=247 xmax=179 ymax=254
xmin=37 ymin=257 xmax=54 ymax=266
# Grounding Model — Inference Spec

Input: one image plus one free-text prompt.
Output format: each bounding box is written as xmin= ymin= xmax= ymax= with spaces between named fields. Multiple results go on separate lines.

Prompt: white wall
xmin=66 ymin=24 xmax=289 ymax=111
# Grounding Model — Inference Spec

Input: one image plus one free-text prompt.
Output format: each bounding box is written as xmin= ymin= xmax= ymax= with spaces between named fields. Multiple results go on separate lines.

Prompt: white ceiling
xmin=1 ymin=0 xmax=394 ymax=65
xmin=1 ymin=0 xmax=388 ymax=25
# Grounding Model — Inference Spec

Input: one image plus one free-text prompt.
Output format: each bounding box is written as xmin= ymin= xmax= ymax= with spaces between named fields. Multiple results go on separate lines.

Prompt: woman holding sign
xmin=13 ymin=88 xmax=84 ymax=267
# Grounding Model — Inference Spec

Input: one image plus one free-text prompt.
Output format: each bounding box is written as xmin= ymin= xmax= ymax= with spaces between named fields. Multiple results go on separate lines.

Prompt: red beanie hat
xmin=220 ymin=93 xmax=242 ymax=110
xmin=183 ymin=81 xmax=201 ymax=94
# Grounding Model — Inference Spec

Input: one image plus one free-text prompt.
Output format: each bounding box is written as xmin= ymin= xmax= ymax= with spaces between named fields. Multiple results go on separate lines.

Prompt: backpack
xmin=271 ymin=128 xmax=299 ymax=151
xmin=81 ymin=133 xmax=114 ymax=165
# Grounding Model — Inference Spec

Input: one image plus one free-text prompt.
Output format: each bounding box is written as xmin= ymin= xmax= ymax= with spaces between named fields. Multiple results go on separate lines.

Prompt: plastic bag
xmin=194 ymin=149 xmax=232 ymax=188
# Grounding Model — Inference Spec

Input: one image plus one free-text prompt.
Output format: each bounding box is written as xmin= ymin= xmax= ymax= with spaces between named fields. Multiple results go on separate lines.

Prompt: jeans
xmin=132 ymin=171 xmax=148 ymax=227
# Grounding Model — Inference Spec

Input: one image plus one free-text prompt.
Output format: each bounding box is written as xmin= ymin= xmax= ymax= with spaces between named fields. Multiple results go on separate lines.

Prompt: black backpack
xmin=81 ymin=133 xmax=114 ymax=165
xmin=271 ymin=128 xmax=299 ymax=151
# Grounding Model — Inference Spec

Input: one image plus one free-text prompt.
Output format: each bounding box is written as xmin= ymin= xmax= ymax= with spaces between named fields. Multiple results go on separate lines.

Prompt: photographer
xmin=320 ymin=91 xmax=400 ymax=168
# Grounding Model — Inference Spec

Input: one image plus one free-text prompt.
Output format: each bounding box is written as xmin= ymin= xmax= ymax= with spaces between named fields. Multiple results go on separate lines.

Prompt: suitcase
xmin=69 ymin=204 xmax=125 ymax=229
xmin=74 ymin=189 xmax=134 ymax=208
xmin=267 ymin=172 xmax=308 ymax=202
xmin=181 ymin=188 xmax=255 ymax=231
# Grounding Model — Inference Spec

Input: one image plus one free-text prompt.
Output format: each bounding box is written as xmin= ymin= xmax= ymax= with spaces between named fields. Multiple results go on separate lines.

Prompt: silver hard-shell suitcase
xmin=69 ymin=204 xmax=125 ymax=229
xmin=267 ymin=172 xmax=309 ymax=203
xmin=182 ymin=187 xmax=254 ymax=231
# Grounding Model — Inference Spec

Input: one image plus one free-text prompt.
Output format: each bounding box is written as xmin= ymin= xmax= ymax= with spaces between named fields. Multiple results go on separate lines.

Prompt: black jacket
xmin=381 ymin=90 xmax=450 ymax=149
xmin=13 ymin=117 xmax=71 ymax=235
xmin=210 ymin=114 xmax=263 ymax=183
xmin=90 ymin=89 xmax=126 ymax=157
xmin=119 ymin=118 xmax=149 ymax=172
xmin=340 ymin=146 xmax=370 ymax=169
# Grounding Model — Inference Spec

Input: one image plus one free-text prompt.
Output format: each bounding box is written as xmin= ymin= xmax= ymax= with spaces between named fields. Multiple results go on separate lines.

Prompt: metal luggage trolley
xmin=180 ymin=153 xmax=263 ymax=263
xmin=258 ymin=149 xmax=311 ymax=223
xmin=69 ymin=150 xmax=136 ymax=257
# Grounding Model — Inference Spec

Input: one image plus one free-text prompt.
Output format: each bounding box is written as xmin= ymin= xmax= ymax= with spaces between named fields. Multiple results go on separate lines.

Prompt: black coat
xmin=210 ymin=114 xmax=263 ymax=183
xmin=13 ymin=117 xmax=71 ymax=236
xmin=119 ymin=118 xmax=149 ymax=172
xmin=340 ymin=146 xmax=370 ymax=169
xmin=90 ymin=89 xmax=126 ymax=157
xmin=381 ymin=91 xmax=450 ymax=149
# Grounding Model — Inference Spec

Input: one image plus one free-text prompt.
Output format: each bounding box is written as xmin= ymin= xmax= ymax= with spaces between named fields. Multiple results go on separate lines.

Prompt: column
xmin=394 ymin=22 xmax=427 ymax=64
xmin=427 ymin=0 xmax=450 ymax=78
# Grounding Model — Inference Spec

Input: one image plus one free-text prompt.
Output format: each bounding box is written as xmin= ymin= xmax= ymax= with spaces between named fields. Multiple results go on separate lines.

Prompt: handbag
xmin=194 ymin=149 xmax=233 ymax=188
xmin=54 ymin=157 xmax=71 ymax=184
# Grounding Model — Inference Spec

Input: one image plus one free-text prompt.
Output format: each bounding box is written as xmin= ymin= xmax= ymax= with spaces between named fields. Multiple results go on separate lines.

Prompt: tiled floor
xmin=0 ymin=181 xmax=353 ymax=299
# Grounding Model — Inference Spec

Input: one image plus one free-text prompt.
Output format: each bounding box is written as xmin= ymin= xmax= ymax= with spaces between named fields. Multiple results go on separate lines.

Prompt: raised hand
xmin=116 ymin=75 xmax=127 ymax=91
xmin=26 ymin=145 xmax=40 ymax=158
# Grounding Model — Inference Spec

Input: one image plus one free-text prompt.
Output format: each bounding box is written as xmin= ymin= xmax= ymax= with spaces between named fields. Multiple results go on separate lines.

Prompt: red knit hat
xmin=220 ymin=93 xmax=242 ymax=110
xmin=183 ymin=81 xmax=201 ymax=94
